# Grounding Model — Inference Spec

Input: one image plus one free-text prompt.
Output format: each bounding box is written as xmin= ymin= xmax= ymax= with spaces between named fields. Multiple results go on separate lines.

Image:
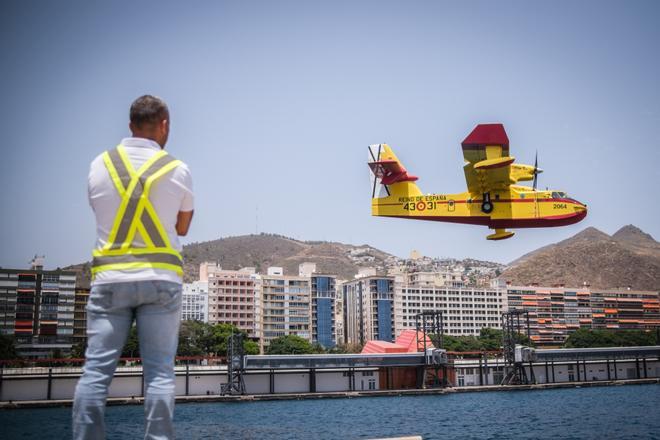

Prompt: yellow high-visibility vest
xmin=91 ymin=145 xmax=184 ymax=279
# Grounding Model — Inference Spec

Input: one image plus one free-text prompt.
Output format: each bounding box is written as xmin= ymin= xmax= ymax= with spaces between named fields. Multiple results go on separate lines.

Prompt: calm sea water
xmin=2 ymin=384 xmax=659 ymax=439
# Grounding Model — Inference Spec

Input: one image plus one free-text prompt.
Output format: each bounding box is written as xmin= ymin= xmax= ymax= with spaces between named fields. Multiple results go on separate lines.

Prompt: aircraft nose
xmin=574 ymin=201 xmax=587 ymax=212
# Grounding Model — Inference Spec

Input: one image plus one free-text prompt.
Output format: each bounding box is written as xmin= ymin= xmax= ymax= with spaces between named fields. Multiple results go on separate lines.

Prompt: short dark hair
xmin=129 ymin=95 xmax=169 ymax=128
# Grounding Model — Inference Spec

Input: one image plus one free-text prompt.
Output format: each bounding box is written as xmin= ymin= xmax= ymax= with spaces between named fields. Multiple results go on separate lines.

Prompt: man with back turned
xmin=73 ymin=95 xmax=194 ymax=439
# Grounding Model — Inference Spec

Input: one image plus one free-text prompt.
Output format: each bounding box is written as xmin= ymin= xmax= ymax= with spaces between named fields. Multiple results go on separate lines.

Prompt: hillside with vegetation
xmin=181 ymin=233 xmax=397 ymax=281
xmin=65 ymin=233 xmax=504 ymax=285
xmin=67 ymin=225 xmax=659 ymax=291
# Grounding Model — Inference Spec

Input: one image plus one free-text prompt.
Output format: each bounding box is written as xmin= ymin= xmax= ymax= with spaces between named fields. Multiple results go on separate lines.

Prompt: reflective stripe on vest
xmin=91 ymin=145 xmax=184 ymax=278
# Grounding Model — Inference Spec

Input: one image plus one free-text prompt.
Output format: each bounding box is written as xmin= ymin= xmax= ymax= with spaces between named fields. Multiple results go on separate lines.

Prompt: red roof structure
xmin=360 ymin=330 xmax=435 ymax=354
xmin=461 ymin=123 xmax=509 ymax=151
xmin=395 ymin=330 xmax=435 ymax=352
xmin=361 ymin=340 xmax=408 ymax=354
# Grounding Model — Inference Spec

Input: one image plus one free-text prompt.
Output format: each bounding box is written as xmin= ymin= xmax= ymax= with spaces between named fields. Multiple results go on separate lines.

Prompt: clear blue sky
xmin=1 ymin=0 xmax=659 ymax=269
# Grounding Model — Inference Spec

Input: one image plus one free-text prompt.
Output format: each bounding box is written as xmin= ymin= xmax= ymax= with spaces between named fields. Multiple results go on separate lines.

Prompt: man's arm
xmin=174 ymin=162 xmax=194 ymax=236
xmin=176 ymin=210 xmax=194 ymax=236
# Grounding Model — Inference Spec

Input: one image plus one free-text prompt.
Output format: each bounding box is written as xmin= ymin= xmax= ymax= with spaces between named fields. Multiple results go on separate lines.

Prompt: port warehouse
xmin=2 ymin=347 xmax=659 ymax=402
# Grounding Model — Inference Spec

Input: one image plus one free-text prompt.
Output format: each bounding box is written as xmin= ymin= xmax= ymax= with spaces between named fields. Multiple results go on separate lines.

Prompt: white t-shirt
xmin=88 ymin=137 xmax=194 ymax=285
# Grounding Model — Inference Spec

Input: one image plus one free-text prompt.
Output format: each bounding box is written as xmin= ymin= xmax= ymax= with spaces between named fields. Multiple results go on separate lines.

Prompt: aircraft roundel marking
xmin=416 ymin=201 xmax=426 ymax=211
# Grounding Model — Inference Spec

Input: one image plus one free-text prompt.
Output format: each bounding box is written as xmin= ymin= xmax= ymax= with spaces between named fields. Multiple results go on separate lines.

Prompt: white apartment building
xmin=394 ymin=273 xmax=507 ymax=337
xmin=181 ymin=281 xmax=208 ymax=322
xmin=259 ymin=268 xmax=311 ymax=351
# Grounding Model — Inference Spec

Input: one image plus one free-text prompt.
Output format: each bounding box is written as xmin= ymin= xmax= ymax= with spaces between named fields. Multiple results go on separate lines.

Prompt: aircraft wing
xmin=461 ymin=124 xmax=515 ymax=194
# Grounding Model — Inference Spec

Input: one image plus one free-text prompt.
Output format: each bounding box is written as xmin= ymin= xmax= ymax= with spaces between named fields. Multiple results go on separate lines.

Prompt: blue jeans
xmin=73 ymin=280 xmax=182 ymax=440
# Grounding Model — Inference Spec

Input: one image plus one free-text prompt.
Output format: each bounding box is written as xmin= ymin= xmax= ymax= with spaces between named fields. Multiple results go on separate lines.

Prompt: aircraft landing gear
xmin=481 ymin=193 xmax=493 ymax=214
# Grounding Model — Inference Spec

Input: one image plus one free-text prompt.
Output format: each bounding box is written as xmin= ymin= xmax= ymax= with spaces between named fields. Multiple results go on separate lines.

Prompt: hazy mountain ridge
xmin=501 ymin=225 xmax=660 ymax=291
xmin=180 ymin=233 xmax=398 ymax=281
xmin=65 ymin=226 xmax=659 ymax=291
xmin=180 ymin=233 xmax=506 ymax=283
xmin=64 ymin=233 xmax=503 ymax=286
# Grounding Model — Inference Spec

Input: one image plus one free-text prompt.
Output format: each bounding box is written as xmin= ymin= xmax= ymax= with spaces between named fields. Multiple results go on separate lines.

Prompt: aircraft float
xmin=368 ymin=123 xmax=587 ymax=240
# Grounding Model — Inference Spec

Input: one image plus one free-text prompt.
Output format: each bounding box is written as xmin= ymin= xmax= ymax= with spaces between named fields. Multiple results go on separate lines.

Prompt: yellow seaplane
xmin=368 ymin=123 xmax=587 ymax=240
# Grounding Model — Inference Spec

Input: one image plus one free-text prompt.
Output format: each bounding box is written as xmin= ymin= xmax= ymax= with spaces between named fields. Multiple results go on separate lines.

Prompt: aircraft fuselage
xmin=371 ymin=185 xmax=587 ymax=229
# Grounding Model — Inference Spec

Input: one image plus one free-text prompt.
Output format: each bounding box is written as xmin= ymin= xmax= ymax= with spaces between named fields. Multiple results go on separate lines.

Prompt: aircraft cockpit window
xmin=552 ymin=191 xmax=567 ymax=199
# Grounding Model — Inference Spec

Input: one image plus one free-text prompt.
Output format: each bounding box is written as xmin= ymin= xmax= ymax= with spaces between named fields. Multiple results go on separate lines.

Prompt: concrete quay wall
xmin=2 ymin=378 xmax=658 ymax=409
xmin=0 ymin=366 xmax=381 ymax=402
xmin=2 ymin=352 xmax=658 ymax=405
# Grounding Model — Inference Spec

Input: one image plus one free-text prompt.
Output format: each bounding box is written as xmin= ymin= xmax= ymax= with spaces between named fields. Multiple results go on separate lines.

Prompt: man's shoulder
xmin=89 ymin=150 xmax=108 ymax=173
xmin=89 ymin=145 xmax=191 ymax=180
xmin=90 ymin=145 xmax=122 ymax=165
xmin=169 ymin=158 xmax=192 ymax=189
xmin=172 ymin=157 xmax=190 ymax=174
xmin=166 ymin=152 xmax=191 ymax=175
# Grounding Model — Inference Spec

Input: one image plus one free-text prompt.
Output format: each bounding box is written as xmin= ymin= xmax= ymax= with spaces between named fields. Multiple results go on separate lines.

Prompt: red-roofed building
xmin=395 ymin=330 xmax=435 ymax=352
xmin=360 ymin=329 xmax=454 ymax=389
xmin=361 ymin=329 xmax=435 ymax=354
xmin=361 ymin=340 xmax=408 ymax=354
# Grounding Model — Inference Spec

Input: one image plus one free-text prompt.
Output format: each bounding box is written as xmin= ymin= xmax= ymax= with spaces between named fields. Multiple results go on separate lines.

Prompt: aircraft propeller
xmin=532 ymin=151 xmax=540 ymax=191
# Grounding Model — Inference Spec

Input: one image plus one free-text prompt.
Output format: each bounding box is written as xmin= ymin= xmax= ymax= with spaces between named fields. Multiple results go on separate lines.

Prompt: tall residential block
xmin=311 ymin=274 xmax=336 ymax=348
xmin=73 ymin=287 xmax=90 ymax=349
xmin=342 ymin=275 xmax=394 ymax=346
xmin=207 ymin=266 xmax=257 ymax=336
xmin=259 ymin=269 xmax=311 ymax=350
xmin=334 ymin=290 xmax=345 ymax=346
xmin=0 ymin=257 xmax=76 ymax=358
